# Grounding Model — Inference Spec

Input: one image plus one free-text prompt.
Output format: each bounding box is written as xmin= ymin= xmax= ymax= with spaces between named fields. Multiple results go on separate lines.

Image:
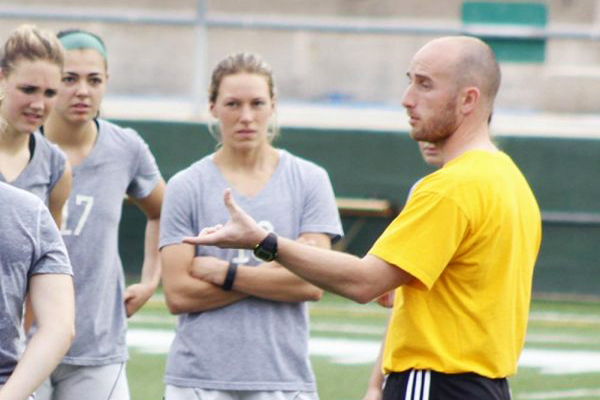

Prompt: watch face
xmin=253 ymin=246 xmax=275 ymax=262
xmin=253 ymin=233 xmax=277 ymax=261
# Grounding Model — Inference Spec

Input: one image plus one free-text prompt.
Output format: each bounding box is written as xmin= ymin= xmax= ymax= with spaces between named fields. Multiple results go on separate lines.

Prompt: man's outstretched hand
xmin=182 ymin=189 xmax=268 ymax=249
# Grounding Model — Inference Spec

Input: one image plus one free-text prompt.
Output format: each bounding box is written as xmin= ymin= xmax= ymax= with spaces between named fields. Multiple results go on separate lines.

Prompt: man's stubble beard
xmin=410 ymin=98 xmax=458 ymax=143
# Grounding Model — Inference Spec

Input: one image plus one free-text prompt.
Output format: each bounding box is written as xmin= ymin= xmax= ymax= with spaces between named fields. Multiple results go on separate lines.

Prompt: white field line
xmin=129 ymin=314 xmax=177 ymax=325
xmin=128 ymin=316 xmax=600 ymax=345
xmin=530 ymin=311 xmax=600 ymax=325
xmin=526 ymin=333 xmax=600 ymax=345
xmin=518 ymin=388 xmax=600 ymax=399
xmin=128 ymin=320 xmax=600 ymax=345
xmin=518 ymin=348 xmax=600 ymax=374
xmin=126 ymin=329 xmax=600 ymax=373
xmin=127 ymin=329 xmax=173 ymax=355
xmin=130 ymin=312 xmax=600 ymax=343
xmin=311 ymin=322 xmax=386 ymax=336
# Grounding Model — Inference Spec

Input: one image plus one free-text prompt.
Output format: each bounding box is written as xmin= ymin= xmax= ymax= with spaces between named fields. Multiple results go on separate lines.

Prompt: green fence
xmin=461 ymin=1 xmax=547 ymax=62
xmin=117 ymin=119 xmax=600 ymax=298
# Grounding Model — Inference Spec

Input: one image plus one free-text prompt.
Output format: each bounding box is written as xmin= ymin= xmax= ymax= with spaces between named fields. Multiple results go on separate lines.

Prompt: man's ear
xmin=460 ymin=86 xmax=480 ymax=115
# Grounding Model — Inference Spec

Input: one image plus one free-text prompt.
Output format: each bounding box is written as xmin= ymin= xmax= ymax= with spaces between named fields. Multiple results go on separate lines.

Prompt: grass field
xmin=126 ymin=293 xmax=600 ymax=400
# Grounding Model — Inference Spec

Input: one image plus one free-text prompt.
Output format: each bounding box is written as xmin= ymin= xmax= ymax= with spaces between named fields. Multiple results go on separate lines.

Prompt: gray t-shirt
xmin=57 ymin=119 xmax=161 ymax=366
xmin=0 ymin=182 xmax=72 ymax=384
xmin=0 ymin=131 xmax=67 ymax=204
xmin=159 ymin=149 xmax=343 ymax=391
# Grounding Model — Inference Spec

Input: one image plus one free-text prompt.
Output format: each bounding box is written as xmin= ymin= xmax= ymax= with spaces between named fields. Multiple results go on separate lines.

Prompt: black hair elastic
xmin=222 ymin=262 xmax=238 ymax=291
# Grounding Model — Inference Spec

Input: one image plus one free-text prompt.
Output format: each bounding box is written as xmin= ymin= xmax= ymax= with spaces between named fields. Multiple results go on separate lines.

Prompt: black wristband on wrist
xmin=222 ymin=262 xmax=238 ymax=291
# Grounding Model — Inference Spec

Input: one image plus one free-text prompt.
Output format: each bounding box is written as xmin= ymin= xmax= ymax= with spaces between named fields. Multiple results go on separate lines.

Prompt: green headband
xmin=59 ymin=32 xmax=107 ymax=62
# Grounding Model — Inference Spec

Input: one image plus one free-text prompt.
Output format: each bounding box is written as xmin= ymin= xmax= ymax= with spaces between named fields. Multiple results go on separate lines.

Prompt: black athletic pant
xmin=383 ymin=369 xmax=511 ymax=400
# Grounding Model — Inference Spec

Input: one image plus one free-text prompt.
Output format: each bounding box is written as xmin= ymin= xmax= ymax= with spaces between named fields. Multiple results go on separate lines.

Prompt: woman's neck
xmin=0 ymin=126 xmax=31 ymax=182
xmin=44 ymin=113 xmax=98 ymax=166
xmin=212 ymin=144 xmax=280 ymax=197
xmin=44 ymin=113 xmax=97 ymax=148
xmin=214 ymin=143 xmax=279 ymax=172
xmin=0 ymin=125 xmax=29 ymax=153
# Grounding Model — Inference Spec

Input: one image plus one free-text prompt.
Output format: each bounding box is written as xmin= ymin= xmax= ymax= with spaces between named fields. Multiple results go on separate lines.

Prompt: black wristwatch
xmin=253 ymin=232 xmax=278 ymax=262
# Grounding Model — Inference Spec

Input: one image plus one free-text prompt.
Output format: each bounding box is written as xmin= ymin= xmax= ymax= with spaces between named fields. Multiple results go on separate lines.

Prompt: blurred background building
xmin=3 ymin=0 xmax=600 ymax=118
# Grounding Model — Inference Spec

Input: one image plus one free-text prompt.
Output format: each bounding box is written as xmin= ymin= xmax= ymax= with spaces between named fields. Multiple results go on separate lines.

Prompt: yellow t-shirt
xmin=369 ymin=150 xmax=541 ymax=378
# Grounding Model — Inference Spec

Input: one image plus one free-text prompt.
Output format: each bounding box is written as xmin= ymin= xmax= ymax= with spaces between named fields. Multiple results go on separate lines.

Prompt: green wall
xmin=117 ymin=119 xmax=600 ymax=298
xmin=461 ymin=2 xmax=547 ymax=63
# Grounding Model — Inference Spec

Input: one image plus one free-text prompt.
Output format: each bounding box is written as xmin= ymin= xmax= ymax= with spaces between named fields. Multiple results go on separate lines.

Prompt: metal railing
xmin=3 ymin=3 xmax=600 ymax=40
xmin=3 ymin=1 xmax=600 ymax=108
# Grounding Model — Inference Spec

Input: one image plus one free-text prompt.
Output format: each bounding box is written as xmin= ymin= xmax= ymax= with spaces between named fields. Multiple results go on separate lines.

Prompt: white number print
xmin=61 ymin=195 xmax=95 ymax=236
xmin=231 ymin=220 xmax=275 ymax=264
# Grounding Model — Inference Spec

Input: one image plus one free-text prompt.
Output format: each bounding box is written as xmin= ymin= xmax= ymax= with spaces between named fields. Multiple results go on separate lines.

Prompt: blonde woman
xmin=160 ymin=53 xmax=343 ymax=400
xmin=0 ymin=24 xmax=71 ymax=224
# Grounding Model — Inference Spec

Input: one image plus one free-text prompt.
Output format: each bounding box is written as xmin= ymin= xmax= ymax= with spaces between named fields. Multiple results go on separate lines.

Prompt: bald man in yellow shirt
xmin=185 ymin=36 xmax=542 ymax=400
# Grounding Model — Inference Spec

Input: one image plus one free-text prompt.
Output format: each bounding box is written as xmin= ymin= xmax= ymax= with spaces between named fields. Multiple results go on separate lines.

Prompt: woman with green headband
xmin=36 ymin=29 xmax=165 ymax=400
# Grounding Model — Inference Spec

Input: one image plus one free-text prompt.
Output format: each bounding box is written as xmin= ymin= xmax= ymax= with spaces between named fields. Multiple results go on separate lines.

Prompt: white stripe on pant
xmin=404 ymin=370 xmax=431 ymax=400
